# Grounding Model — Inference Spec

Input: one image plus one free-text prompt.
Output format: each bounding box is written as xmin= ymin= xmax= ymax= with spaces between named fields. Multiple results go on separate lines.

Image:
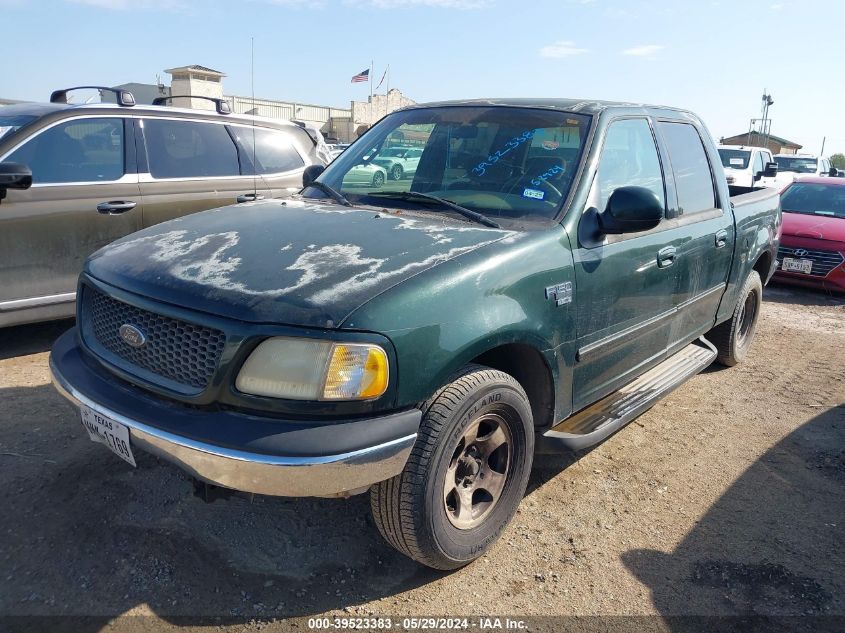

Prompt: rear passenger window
xmin=144 ymin=119 xmax=240 ymax=179
xmin=6 ymin=117 xmax=124 ymax=184
xmin=658 ymin=122 xmax=716 ymax=215
xmin=231 ymin=127 xmax=305 ymax=174
xmin=593 ymin=118 xmax=665 ymax=212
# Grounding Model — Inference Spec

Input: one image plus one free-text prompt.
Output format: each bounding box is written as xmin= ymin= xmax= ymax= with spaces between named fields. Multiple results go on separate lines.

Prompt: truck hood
xmin=781 ymin=211 xmax=845 ymax=243
xmin=86 ymin=198 xmax=514 ymax=327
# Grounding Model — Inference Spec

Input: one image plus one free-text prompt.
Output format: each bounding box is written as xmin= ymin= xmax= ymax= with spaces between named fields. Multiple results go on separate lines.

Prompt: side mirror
xmin=0 ymin=162 xmax=33 ymax=204
xmin=753 ymin=172 xmax=763 ymax=182
xmin=763 ymin=162 xmax=778 ymax=178
xmin=302 ymin=164 xmax=326 ymax=188
xmin=599 ymin=186 xmax=664 ymax=235
xmin=829 ymin=167 xmax=838 ymax=177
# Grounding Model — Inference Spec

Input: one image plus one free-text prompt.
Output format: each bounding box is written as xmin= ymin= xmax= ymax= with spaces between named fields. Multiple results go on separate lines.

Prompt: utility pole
xmin=820 ymin=136 xmax=826 ymax=156
xmin=760 ymin=92 xmax=774 ymax=150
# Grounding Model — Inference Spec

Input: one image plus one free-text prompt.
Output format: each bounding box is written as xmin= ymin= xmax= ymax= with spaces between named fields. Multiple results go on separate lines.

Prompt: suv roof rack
xmin=151 ymin=95 xmax=231 ymax=115
xmin=50 ymin=86 xmax=136 ymax=107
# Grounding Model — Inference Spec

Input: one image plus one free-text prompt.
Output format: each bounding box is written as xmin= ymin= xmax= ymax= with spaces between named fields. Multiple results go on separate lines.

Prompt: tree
xmin=831 ymin=153 xmax=845 ymax=170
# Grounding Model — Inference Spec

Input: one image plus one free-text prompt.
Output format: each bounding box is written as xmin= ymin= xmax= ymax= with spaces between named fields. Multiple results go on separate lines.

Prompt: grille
xmin=83 ymin=286 xmax=226 ymax=390
xmin=778 ymin=246 xmax=845 ymax=278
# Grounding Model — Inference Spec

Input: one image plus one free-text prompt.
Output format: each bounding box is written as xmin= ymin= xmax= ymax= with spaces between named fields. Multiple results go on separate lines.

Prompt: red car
xmin=774 ymin=176 xmax=845 ymax=292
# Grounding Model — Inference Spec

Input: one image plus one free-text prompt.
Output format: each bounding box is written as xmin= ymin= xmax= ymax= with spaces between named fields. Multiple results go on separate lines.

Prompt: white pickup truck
xmin=773 ymin=154 xmax=838 ymax=188
xmin=717 ymin=145 xmax=779 ymax=188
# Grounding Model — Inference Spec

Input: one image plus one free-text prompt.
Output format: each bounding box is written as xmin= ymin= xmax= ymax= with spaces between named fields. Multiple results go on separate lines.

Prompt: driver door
xmin=570 ymin=117 xmax=678 ymax=410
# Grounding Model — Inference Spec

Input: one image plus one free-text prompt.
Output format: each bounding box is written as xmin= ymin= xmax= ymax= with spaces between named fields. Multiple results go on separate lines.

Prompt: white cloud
xmin=539 ymin=40 xmax=588 ymax=59
xmin=622 ymin=44 xmax=665 ymax=57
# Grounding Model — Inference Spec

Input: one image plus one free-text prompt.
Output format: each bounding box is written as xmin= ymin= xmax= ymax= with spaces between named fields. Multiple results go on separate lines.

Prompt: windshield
xmin=781 ymin=182 xmax=845 ymax=219
xmin=0 ymin=115 xmax=36 ymax=142
xmin=718 ymin=149 xmax=750 ymax=169
xmin=305 ymin=106 xmax=592 ymax=224
xmin=775 ymin=156 xmax=818 ymax=173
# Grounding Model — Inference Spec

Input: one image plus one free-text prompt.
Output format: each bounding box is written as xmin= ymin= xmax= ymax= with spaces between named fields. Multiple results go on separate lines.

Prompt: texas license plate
xmin=782 ymin=257 xmax=813 ymax=274
xmin=80 ymin=404 xmax=136 ymax=467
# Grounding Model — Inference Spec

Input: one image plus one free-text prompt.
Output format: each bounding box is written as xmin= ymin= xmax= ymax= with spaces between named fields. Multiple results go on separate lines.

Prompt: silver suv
xmin=0 ymin=86 xmax=328 ymax=328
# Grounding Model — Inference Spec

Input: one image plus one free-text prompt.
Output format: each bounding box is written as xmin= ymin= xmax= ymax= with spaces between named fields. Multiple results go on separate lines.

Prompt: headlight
xmin=235 ymin=337 xmax=389 ymax=401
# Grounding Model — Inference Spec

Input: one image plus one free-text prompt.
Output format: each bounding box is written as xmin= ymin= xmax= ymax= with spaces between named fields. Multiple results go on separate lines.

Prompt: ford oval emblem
xmin=119 ymin=324 xmax=147 ymax=349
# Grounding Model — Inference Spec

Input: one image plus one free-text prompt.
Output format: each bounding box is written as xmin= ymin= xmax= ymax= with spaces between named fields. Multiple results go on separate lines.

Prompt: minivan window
xmin=594 ymin=118 xmax=665 ymax=212
xmin=658 ymin=122 xmax=716 ymax=215
xmin=231 ymin=126 xmax=305 ymax=174
xmin=0 ymin=115 xmax=36 ymax=141
xmin=5 ymin=117 xmax=124 ymax=184
xmin=144 ymin=119 xmax=240 ymax=179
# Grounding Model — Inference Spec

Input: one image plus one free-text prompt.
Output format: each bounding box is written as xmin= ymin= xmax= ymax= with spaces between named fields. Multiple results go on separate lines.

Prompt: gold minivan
xmin=0 ymin=87 xmax=329 ymax=327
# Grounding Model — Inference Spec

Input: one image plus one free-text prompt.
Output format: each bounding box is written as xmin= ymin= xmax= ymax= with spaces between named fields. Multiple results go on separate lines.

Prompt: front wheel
xmin=370 ymin=365 xmax=534 ymax=570
xmin=390 ymin=164 xmax=404 ymax=180
xmin=372 ymin=171 xmax=385 ymax=187
xmin=708 ymin=269 xmax=763 ymax=367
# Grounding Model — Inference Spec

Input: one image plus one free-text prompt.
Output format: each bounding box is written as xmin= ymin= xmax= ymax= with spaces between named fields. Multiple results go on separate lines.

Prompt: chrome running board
xmin=539 ymin=337 xmax=717 ymax=452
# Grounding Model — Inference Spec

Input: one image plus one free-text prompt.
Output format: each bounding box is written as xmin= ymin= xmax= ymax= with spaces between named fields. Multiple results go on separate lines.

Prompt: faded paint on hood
xmin=85 ymin=198 xmax=514 ymax=327
xmin=781 ymin=212 xmax=845 ymax=243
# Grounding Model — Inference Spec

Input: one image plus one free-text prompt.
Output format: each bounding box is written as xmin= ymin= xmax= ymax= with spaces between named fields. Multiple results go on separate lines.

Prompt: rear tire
xmin=370 ymin=365 xmax=534 ymax=570
xmin=708 ymin=270 xmax=763 ymax=367
xmin=372 ymin=171 xmax=385 ymax=187
xmin=391 ymin=164 xmax=403 ymax=180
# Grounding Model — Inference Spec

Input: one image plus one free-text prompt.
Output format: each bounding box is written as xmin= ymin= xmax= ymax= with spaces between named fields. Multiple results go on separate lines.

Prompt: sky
xmin=1 ymin=0 xmax=844 ymax=156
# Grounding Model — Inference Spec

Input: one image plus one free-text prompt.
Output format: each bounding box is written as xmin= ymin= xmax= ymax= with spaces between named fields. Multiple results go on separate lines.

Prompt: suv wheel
xmin=391 ymin=164 xmax=403 ymax=180
xmin=708 ymin=269 xmax=763 ymax=367
xmin=370 ymin=365 xmax=534 ymax=570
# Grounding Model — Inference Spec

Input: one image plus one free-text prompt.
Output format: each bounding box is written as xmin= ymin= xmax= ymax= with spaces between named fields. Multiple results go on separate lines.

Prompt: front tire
xmin=708 ymin=270 xmax=763 ymax=367
xmin=372 ymin=171 xmax=385 ymax=187
xmin=390 ymin=164 xmax=404 ymax=180
xmin=370 ymin=365 xmax=534 ymax=570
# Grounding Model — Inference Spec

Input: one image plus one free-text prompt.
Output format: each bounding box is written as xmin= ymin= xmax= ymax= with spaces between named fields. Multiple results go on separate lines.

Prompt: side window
xmin=6 ymin=118 xmax=124 ymax=184
xmin=231 ymin=127 xmax=305 ymax=174
xmin=144 ymin=119 xmax=240 ymax=179
xmin=753 ymin=151 xmax=765 ymax=175
xmin=658 ymin=122 xmax=716 ymax=215
xmin=593 ymin=118 xmax=665 ymax=212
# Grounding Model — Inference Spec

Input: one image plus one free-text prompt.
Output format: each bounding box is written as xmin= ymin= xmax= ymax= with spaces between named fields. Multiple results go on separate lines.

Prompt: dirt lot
xmin=0 ymin=283 xmax=843 ymax=632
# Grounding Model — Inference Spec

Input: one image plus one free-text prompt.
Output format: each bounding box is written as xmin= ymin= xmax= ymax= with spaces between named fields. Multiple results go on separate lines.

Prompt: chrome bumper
xmin=50 ymin=355 xmax=416 ymax=498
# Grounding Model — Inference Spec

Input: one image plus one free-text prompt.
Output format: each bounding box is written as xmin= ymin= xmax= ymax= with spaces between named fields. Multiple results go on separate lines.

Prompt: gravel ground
xmin=0 ymin=282 xmax=843 ymax=632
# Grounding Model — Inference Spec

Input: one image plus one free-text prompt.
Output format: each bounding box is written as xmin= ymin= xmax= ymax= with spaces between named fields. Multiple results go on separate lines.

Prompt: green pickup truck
xmin=45 ymin=99 xmax=781 ymax=570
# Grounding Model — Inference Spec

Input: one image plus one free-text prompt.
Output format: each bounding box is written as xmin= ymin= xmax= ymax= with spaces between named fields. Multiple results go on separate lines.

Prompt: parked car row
xmin=717 ymin=145 xmax=840 ymax=189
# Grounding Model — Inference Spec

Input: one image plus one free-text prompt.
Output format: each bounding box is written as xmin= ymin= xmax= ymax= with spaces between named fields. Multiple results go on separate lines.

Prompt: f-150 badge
xmin=545 ymin=282 xmax=573 ymax=306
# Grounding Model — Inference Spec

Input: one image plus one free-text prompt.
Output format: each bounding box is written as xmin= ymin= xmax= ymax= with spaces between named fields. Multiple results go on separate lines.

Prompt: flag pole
xmin=370 ymin=60 xmax=373 ymax=100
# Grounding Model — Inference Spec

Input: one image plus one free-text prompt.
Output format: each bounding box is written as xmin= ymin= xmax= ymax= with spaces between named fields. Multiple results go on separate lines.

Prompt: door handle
xmin=657 ymin=246 xmax=677 ymax=268
xmin=715 ymin=229 xmax=729 ymax=248
xmin=236 ymin=193 xmax=265 ymax=203
xmin=96 ymin=201 xmax=136 ymax=215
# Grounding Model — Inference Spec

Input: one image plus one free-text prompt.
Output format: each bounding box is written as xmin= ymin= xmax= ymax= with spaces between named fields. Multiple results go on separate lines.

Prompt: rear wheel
xmin=372 ymin=171 xmax=385 ymax=187
xmin=370 ymin=365 xmax=534 ymax=570
xmin=708 ymin=270 xmax=763 ymax=367
xmin=390 ymin=164 xmax=404 ymax=180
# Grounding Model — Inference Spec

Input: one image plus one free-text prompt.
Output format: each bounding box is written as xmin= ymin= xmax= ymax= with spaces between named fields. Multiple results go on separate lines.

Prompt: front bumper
xmin=50 ymin=328 xmax=420 ymax=498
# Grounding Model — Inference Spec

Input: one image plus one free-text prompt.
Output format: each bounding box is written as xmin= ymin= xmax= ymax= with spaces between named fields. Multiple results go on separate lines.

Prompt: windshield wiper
xmin=305 ymin=181 xmax=352 ymax=207
xmin=367 ymin=191 xmax=501 ymax=229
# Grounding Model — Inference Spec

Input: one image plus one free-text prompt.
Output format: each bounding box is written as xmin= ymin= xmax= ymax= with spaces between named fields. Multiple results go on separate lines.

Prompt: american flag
xmin=351 ymin=69 xmax=370 ymax=83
